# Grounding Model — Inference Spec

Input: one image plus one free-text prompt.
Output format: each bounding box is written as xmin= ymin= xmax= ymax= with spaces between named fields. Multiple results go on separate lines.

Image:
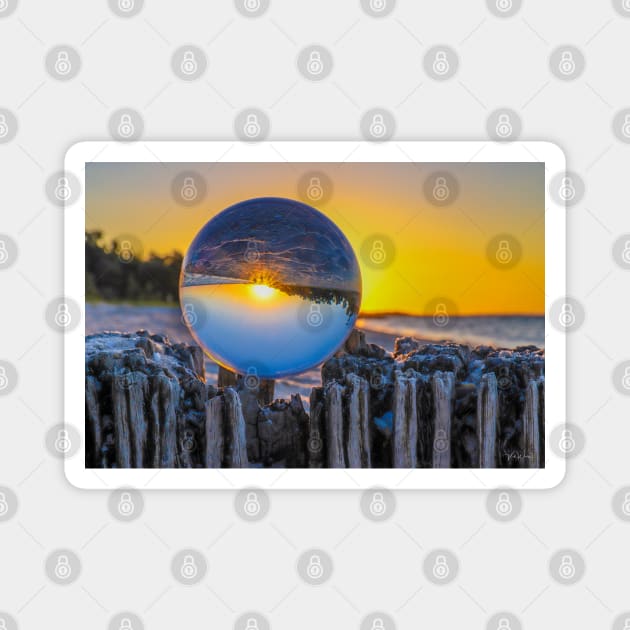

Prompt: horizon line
xmin=358 ymin=310 xmax=545 ymax=319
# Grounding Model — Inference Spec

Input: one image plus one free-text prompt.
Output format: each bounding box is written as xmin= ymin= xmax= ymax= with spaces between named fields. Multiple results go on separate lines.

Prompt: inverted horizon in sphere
xmin=180 ymin=196 xmax=362 ymax=378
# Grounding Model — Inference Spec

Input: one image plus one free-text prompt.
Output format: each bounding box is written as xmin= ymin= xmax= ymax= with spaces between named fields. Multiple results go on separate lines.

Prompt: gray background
xmin=1 ymin=0 xmax=629 ymax=628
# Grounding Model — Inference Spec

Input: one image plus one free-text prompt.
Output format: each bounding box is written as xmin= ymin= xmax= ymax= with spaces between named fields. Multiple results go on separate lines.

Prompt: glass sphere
xmin=180 ymin=197 xmax=362 ymax=379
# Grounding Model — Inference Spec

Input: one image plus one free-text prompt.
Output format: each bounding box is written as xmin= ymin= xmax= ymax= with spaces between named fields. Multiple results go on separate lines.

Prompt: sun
xmin=250 ymin=283 xmax=275 ymax=299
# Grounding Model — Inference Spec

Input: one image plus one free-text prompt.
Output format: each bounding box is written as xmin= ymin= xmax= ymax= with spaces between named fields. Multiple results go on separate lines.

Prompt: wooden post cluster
xmin=85 ymin=331 xmax=544 ymax=469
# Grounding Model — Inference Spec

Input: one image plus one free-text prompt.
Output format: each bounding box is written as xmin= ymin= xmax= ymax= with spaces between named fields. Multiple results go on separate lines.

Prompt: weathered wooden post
xmin=523 ymin=379 xmax=540 ymax=468
xmin=218 ymin=365 xmax=275 ymax=405
xmin=204 ymin=396 xmax=224 ymax=468
xmin=325 ymin=382 xmax=346 ymax=468
xmin=223 ymin=388 xmax=249 ymax=467
xmin=392 ymin=371 xmax=418 ymax=468
xmin=345 ymin=374 xmax=372 ymax=468
xmin=308 ymin=388 xmax=326 ymax=468
xmin=432 ymin=371 xmax=454 ymax=468
xmin=477 ymin=372 xmax=498 ymax=468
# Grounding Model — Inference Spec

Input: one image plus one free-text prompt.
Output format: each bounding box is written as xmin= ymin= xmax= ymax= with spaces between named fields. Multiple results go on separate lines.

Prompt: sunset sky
xmin=86 ymin=161 xmax=544 ymax=316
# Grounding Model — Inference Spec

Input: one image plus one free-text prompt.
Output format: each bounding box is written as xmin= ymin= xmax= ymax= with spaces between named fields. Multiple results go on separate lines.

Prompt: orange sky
xmin=86 ymin=161 xmax=544 ymax=316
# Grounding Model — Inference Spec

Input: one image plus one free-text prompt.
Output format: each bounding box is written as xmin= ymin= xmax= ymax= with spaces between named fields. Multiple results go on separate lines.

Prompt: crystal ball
xmin=180 ymin=197 xmax=362 ymax=379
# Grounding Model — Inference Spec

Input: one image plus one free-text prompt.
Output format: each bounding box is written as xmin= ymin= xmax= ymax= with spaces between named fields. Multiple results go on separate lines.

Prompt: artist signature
xmin=502 ymin=450 xmax=533 ymax=463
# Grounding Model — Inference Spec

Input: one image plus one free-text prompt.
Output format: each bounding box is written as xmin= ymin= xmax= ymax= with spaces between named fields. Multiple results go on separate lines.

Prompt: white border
xmin=64 ymin=141 xmax=566 ymax=490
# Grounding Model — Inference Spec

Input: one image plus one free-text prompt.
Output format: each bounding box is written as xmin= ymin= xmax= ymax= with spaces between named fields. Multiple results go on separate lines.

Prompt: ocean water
xmin=357 ymin=314 xmax=545 ymax=349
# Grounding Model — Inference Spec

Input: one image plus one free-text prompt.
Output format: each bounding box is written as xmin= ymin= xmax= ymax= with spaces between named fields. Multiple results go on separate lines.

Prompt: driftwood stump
xmin=85 ymin=328 xmax=544 ymax=469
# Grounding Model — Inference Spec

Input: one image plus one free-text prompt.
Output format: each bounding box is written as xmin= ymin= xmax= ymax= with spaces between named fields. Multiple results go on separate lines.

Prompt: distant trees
xmin=86 ymin=230 xmax=182 ymax=304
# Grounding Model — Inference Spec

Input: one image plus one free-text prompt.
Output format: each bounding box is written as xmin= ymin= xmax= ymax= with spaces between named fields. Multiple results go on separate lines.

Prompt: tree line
xmin=86 ymin=230 xmax=182 ymax=304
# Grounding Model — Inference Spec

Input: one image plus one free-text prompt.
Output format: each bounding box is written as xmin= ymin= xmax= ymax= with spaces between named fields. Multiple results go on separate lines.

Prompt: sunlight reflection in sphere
xmin=180 ymin=197 xmax=362 ymax=379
